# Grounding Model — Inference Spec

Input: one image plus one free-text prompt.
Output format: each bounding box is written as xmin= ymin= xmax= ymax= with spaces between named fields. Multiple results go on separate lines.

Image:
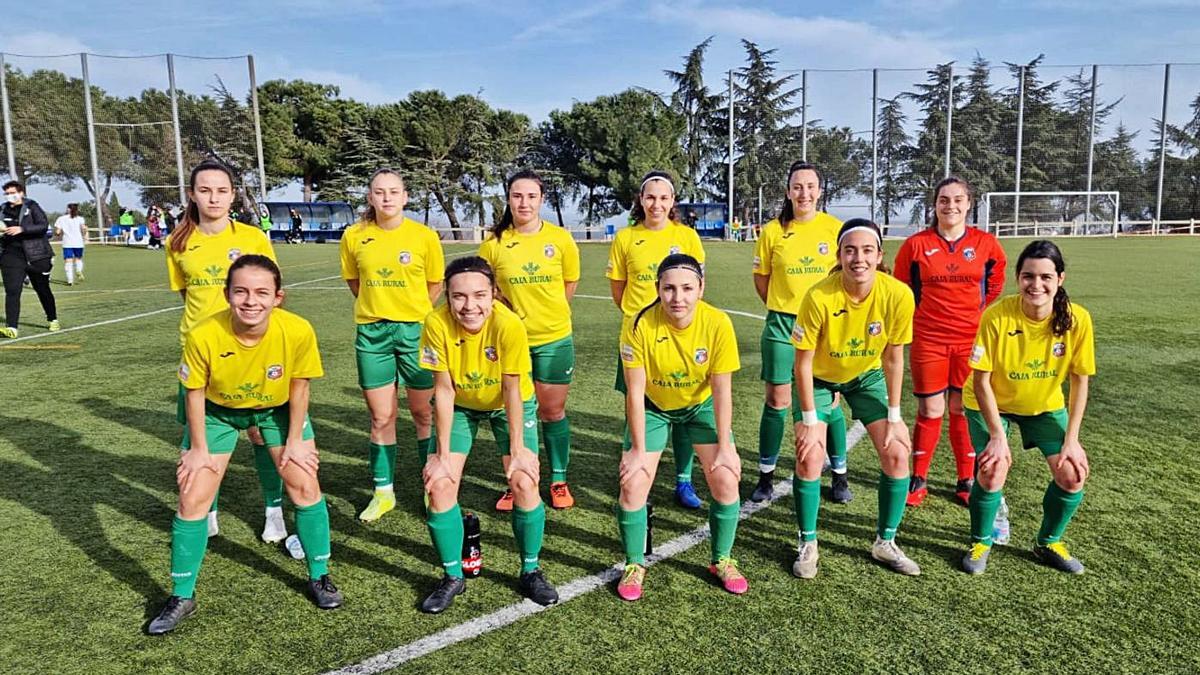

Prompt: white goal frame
xmin=982 ymin=191 xmax=1121 ymax=238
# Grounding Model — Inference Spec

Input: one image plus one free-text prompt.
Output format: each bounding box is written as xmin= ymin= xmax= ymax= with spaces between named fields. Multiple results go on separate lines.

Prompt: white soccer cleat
xmin=871 ymin=536 xmax=921 ymax=576
xmin=261 ymin=506 xmax=288 ymax=543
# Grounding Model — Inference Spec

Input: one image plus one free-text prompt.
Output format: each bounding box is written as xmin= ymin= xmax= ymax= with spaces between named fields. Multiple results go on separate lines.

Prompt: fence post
xmin=0 ymin=53 xmax=17 ymax=179
xmin=1085 ymin=64 xmax=1098 ymax=228
xmin=1014 ymin=65 xmax=1025 ymax=228
xmin=944 ymin=63 xmax=953 ymax=178
xmin=727 ymin=68 xmax=734 ymax=238
xmin=1155 ymin=63 xmax=1170 ymax=225
xmin=871 ymin=68 xmax=878 ymax=222
xmin=801 ymin=69 xmax=808 ymax=161
xmin=80 ymin=53 xmax=105 ymax=231
xmin=167 ymin=54 xmax=186 ymax=206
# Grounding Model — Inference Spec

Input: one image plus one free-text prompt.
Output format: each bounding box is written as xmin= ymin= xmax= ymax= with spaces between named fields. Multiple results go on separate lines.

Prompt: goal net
xmin=981 ymin=191 xmax=1120 ymax=237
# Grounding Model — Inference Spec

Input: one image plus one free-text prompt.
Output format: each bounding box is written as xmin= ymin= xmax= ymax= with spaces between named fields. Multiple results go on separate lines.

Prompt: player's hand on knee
xmin=978 ymin=437 xmax=1011 ymax=476
xmin=280 ymin=439 xmax=319 ymax=478
xmin=619 ymin=448 xmax=651 ymax=486
xmin=505 ymin=447 xmax=540 ymax=486
xmin=177 ymin=447 xmax=218 ymax=494
xmin=1055 ymin=439 xmax=1089 ymax=486
xmin=795 ymin=427 xmax=825 ymax=465
xmin=422 ymin=453 xmax=457 ymax=492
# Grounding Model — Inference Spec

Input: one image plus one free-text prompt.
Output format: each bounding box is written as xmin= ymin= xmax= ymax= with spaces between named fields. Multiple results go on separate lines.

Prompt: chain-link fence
xmin=0 ymin=51 xmax=265 ymax=242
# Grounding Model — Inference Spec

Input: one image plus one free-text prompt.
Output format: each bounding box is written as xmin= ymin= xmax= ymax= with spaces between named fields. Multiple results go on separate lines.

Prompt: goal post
xmin=982 ymin=191 xmax=1120 ymax=238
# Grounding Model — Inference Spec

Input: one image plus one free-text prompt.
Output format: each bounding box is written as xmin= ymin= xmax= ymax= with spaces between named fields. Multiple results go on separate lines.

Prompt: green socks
xmin=295 ymin=497 xmax=332 ymax=579
xmin=793 ymin=478 xmax=821 ymax=542
xmin=827 ymin=406 xmax=848 ymax=473
xmin=416 ymin=437 xmax=431 ymax=466
xmin=969 ymin=481 xmax=1003 ymax=545
xmin=709 ymin=500 xmax=740 ymax=562
xmin=672 ymin=424 xmax=695 ymax=483
xmin=369 ymin=442 xmax=397 ymax=488
xmin=512 ymin=503 xmax=547 ymax=573
xmin=543 ymin=417 xmax=571 ymax=482
xmin=1038 ymin=481 xmax=1084 ymax=545
xmin=877 ymin=473 xmax=908 ymax=540
xmin=427 ymin=504 xmax=465 ymax=578
xmin=252 ymin=444 xmax=284 ymax=508
xmin=169 ymin=515 xmax=209 ymax=598
xmin=757 ymin=404 xmax=788 ymax=471
xmin=618 ymin=505 xmax=648 ymax=565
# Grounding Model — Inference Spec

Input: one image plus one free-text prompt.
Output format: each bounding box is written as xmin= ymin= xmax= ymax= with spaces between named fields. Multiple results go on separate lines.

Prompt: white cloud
xmin=512 ymin=0 xmax=625 ymax=42
xmin=288 ymin=68 xmax=396 ymax=103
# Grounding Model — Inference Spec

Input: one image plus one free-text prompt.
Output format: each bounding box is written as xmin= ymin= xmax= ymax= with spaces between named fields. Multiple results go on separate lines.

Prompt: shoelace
xmin=969 ymin=543 xmax=991 ymax=561
xmin=620 ymin=564 xmax=644 ymax=585
xmin=713 ymin=557 xmax=743 ymax=579
xmin=551 ymin=484 xmax=568 ymax=496
xmin=1046 ymin=542 xmax=1073 ymax=560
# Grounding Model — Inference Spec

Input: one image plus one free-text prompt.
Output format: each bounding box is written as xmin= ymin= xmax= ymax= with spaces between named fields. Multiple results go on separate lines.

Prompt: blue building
xmin=263 ymin=201 xmax=356 ymax=242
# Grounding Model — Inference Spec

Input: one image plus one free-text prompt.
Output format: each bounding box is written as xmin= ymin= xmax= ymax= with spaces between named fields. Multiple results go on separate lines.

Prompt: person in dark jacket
xmin=2 ymin=180 xmax=59 ymax=337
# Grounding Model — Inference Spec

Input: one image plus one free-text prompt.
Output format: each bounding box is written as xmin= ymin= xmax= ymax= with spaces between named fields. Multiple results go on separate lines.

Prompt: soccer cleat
xmin=830 ymin=472 xmax=853 ymax=504
xmin=962 ymin=542 xmax=992 ymax=575
xmin=0 ymin=326 xmax=18 ymax=339
xmin=674 ymin=481 xmax=702 ymax=509
xmin=549 ymin=482 xmax=575 ymax=510
xmin=871 ymin=536 xmax=921 ymax=576
xmin=207 ymin=511 xmax=219 ymax=537
xmin=616 ymin=564 xmax=646 ymax=601
xmin=906 ymin=475 xmax=929 ymax=507
xmin=495 ymin=488 xmax=515 ymax=512
xmin=306 ymin=574 xmax=344 ymax=609
xmin=1033 ymin=542 xmax=1085 ymax=575
xmin=792 ymin=540 xmax=820 ymax=579
xmin=518 ymin=569 xmax=560 ymax=606
xmin=749 ymin=471 xmax=774 ymax=503
xmin=708 ymin=557 xmax=749 ymax=595
xmin=47 ymin=319 xmax=61 ymax=332
xmin=147 ymin=595 xmax=197 ymax=635
xmin=358 ymin=490 xmax=396 ymax=522
xmin=420 ymin=575 xmax=466 ymax=614
xmin=261 ymin=506 xmax=287 ymax=543
xmin=955 ymin=478 xmax=974 ymax=506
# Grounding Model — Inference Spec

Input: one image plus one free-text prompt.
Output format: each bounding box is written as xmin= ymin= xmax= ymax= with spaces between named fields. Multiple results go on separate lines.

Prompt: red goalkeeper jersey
xmin=893 ymin=226 xmax=1007 ymax=345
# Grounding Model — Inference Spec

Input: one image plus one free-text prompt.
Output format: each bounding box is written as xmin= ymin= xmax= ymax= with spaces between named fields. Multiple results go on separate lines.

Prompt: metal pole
xmin=801 ymin=70 xmax=808 ymax=161
xmin=81 ymin=54 xmax=105 ymax=233
xmin=1155 ymin=63 xmax=1170 ymax=224
xmin=944 ymin=63 xmax=953 ymax=178
xmin=727 ymin=68 xmax=734 ymax=239
xmin=248 ymin=54 xmax=268 ymax=203
xmin=0 ymin=53 xmax=17 ymax=179
xmin=871 ymin=68 xmax=878 ymax=221
xmin=167 ymin=54 xmax=187 ymax=206
xmin=757 ymin=184 xmax=763 ymax=227
xmin=1085 ymin=64 xmax=1098 ymax=228
xmin=1014 ymin=65 xmax=1025 ymax=231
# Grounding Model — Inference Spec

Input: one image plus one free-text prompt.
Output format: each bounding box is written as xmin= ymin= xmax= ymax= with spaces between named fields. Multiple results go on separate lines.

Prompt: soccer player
xmin=894 ymin=177 xmax=1007 ymax=507
xmin=1 ymin=180 xmax=59 ymax=338
xmin=606 ymin=170 xmax=707 ymax=509
xmin=54 ymin=203 xmax=87 ymax=285
xmin=750 ymin=161 xmax=849 ymax=504
xmin=479 ymin=170 xmax=581 ymax=510
xmin=147 ymin=255 xmax=341 ymax=635
xmin=165 ymin=159 xmax=287 ymax=544
xmin=790 ymin=219 xmax=920 ymax=578
xmin=417 ymin=256 xmax=558 ymax=613
xmin=615 ymin=253 xmax=745 ymax=600
xmin=960 ymin=240 xmax=1094 ymax=575
xmin=340 ymin=168 xmax=445 ymax=522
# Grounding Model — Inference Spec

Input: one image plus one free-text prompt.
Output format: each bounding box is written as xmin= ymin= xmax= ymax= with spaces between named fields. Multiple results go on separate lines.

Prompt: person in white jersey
xmin=54 ymin=203 xmax=87 ymax=285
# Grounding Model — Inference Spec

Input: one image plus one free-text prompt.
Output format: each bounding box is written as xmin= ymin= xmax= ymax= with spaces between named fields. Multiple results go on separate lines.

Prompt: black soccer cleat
xmin=420 ymin=575 xmax=466 ymax=614
xmin=830 ymin=472 xmax=853 ymax=504
xmin=147 ymin=595 xmax=197 ymax=635
xmin=307 ymin=574 xmax=344 ymax=609
xmin=518 ymin=568 xmax=560 ymax=606
xmin=749 ymin=471 xmax=775 ymax=503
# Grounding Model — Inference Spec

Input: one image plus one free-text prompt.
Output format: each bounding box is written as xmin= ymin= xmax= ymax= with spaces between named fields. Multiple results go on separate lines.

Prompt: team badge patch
xmin=669 ymin=245 xmax=681 ymax=255
xmin=963 ymin=247 xmax=976 ymax=261
xmin=420 ymin=346 xmax=438 ymax=366
xmin=399 ymin=251 xmax=412 ymax=265
xmin=620 ymin=343 xmax=635 ymax=362
xmin=178 ymin=363 xmax=190 ymax=380
xmin=227 ymin=248 xmax=241 ymax=261
xmin=694 ymin=347 xmax=709 ymax=364
xmin=752 ymin=256 xmax=761 ymax=269
xmin=818 ymin=242 xmax=829 ymax=256
xmin=484 ymin=346 xmax=498 ymax=362
xmin=791 ymin=323 xmax=805 ymax=341
xmin=971 ymin=344 xmax=986 ymax=364
xmin=867 ymin=321 xmax=882 ymax=336
xmin=1052 ymin=342 xmax=1066 ymax=357
xmin=266 ymin=364 xmax=284 ymax=380
xmin=544 ymin=244 xmax=556 ymax=259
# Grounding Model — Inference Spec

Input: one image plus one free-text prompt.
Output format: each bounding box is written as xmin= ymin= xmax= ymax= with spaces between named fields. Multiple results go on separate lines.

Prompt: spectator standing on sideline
xmin=289 ymin=208 xmax=304 ymax=244
xmin=54 ymin=203 xmax=88 ymax=284
xmin=1 ymin=180 xmax=60 ymax=337
xmin=147 ymin=206 xmax=164 ymax=250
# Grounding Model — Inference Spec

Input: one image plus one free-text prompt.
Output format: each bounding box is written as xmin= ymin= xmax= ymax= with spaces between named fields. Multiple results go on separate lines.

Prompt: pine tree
xmin=664 ymin=37 xmax=724 ymax=201
xmin=732 ymin=40 xmax=801 ymax=224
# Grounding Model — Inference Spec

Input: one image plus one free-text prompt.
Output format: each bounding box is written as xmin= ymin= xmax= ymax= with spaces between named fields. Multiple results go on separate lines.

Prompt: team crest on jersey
xmin=669 ymin=245 xmax=681 ymax=255
xmin=227 ymin=248 xmax=241 ymax=261
xmin=791 ymin=323 xmax=805 ymax=341
xmin=963 ymin=247 xmax=976 ymax=261
xmin=1052 ymin=342 xmax=1066 ymax=357
xmin=544 ymin=244 xmax=556 ymax=259
xmin=484 ymin=346 xmax=498 ymax=362
xmin=178 ymin=362 xmax=190 ymax=380
xmin=399 ymin=251 xmax=412 ymax=265
xmin=818 ymin=242 xmax=829 ymax=256
xmin=421 ymin=346 xmax=438 ymax=366
xmin=694 ymin=347 xmax=709 ymax=364
xmin=971 ymin=345 xmax=985 ymax=364
xmin=867 ymin=321 xmax=882 ymax=336
xmin=266 ymin=364 xmax=284 ymax=380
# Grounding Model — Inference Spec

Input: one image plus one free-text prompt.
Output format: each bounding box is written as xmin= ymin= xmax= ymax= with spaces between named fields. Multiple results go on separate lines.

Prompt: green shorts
xmin=181 ymin=400 xmax=315 ymax=454
xmin=431 ymin=397 xmax=539 ymax=456
xmin=622 ymin=396 xmax=724 ymax=452
xmin=760 ymin=310 xmax=797 ymax=384
xmin=355 ymin=320 xmax=435 ymax=391
xmin=965 ymin=408 xmax=1068 ymax=457
xmin=793 ymin=368 xmax=889 ymax=425
xmin=530 ymin=335 xmax=575 ymax=384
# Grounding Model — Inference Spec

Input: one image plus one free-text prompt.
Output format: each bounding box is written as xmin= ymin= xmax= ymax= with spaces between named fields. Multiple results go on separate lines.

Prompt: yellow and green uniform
xmin=790 ymin=270 xmax=915 ymax=542
xmin=752 ymin=213 xmax=842 ymax=474
xmin=617 ymin=300 xmax=742 ymax=565
xmin=419 ymin=302 xmax=545 ymax=577
xmin=962 ymin=295 xmax=1096 ymax=546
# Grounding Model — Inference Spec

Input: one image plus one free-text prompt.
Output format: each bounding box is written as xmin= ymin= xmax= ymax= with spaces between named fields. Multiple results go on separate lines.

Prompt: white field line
xmin=324 ymin=298 xmax=863 ymax=675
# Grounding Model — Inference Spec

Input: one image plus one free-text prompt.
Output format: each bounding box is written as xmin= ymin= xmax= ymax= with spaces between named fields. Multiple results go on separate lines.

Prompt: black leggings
xmin=2 ymin=256 xmax=57 ymax=328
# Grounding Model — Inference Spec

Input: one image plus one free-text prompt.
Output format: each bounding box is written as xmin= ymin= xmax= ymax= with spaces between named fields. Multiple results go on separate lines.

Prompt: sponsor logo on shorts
xmin=484 ymin=346 xmax=498 ymax=362
xmin=867 ymin=321 xmax=882 ymax=336
xmin=227 ymin=248 xmax=241 ymax=261
xmin=266 ymin=364 xmax=284 ymax=380
xmin=524 ymin=419 xmax=536 ymax=428
xmin=694 ymin=347 xmax=708 ymax=364
xmin=620 ymin=343 xmax=635 ymax=362
xmin=544 ymin=244 xmax=556 ymax=259
xmin=971 ymin=344 xmax=985 ymax=363
xmin=963 ymin=247 xmax=976 ymax=261
xmin=817 ymin=242 xmax=829 ymax=256
xmin=564 ymin=367 xmax=574 ymax=375
xmin=421 ymin=346 xmax=439 ymax=366
xmin=399 ymin=251 xmax=412 ymax=264
xmin=178 ymin=362 xmax=190 ymax=380
xmin=1052 ymin=342 xmax=1066 ymax=357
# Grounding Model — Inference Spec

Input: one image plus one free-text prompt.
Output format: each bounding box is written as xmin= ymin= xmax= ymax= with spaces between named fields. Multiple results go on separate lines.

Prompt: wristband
xmin=887 ymin=405 xmax=903 ymax=423
xmin=801 ymin=410 xmax=819 ymax=426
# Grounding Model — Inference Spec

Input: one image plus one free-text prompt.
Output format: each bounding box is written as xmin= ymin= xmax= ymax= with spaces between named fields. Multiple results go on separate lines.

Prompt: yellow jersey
xmin=962 ymin=295 xmax=1096 ymax=416
xmin=605 ymin=222 xmax=705 ymax=317
xmin=478 ymin=221 xmax=580 ymax=346
xmin=419 ymin=302 xmax=534 ymax=411
xmin=165 ymin=222 xmax=276 ymax=346
xmin=791 ymin=272 xmax=914 ymax=384
xmin=753 ymin=213 xmax=842 ymax=314
xmin=339 ymin=218 xmax=445 ymax=324
xmin=179 ymin=308 xmax=323 ymax=409
xmin=620 ymin=301 xmax=740 ymax=410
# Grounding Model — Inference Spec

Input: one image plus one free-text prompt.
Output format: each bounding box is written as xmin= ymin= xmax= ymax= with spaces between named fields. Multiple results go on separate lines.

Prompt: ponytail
xmin=493 ymin=170 xmax=544 ymax=240
xmin=1050 ymin=287 xmax=1073 ymax=336
xmin=170 ymin=159 xmax=236 ymax=253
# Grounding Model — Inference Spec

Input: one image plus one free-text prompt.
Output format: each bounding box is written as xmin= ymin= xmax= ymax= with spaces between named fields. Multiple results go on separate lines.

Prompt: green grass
xmin=1 ymin=237 xmax=1198 ymax=674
